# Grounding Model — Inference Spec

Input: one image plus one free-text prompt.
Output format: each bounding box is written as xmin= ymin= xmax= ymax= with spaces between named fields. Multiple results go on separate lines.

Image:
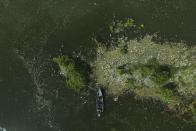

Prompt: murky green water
xmin=0 ymin=0 xmax=196 ymax=131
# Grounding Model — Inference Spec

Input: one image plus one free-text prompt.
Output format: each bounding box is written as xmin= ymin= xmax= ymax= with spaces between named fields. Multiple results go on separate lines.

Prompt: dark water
xmin=0 ymin=0 xmax=196 ymax=131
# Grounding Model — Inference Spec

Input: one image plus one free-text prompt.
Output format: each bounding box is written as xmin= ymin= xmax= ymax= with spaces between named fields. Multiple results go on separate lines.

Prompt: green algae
xmin=116 ymin=60 xmax=182 ymax=106
xmin=51 ymin=18 xmax=195 ymax=124
xmin=111 ymin=128 xmax=117 ymax=131
xmin=109 ymin=18 xmax=142 ymax=34
xmin=94 ymin=36 xmax=196 ymax=123
xmin=93 ymin=18 xmax=196 ymax=124
xmin=53 ymin=56 xmax=86 ymax=91
xmin=117 ymin=59 xmax=176 ymax=85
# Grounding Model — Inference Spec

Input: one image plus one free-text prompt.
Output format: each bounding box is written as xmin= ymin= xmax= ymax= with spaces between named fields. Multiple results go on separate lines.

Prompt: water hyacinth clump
xmin=109 ymin=18 xmax=144 ymax=34
xmin=94 ymin=26 xmax=196 ymax=123
xmin=94 ymin=36 xmax=196 ymax=122
xmin=53 ymin=56 xmax=86 ymax=91
xmin=95 ymin=36 xmax=195 ymax=95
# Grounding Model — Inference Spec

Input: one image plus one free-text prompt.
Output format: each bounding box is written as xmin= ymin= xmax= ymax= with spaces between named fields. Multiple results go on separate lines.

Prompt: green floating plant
xmin=94 ymin=33 xmax=196 ymax=124
xmin=118 ymin=59 xmax=176 ymax=86
xmin=109 ymin=18 xmax=137 ymax=34
xmin=53 ymin=56 xmax=86 ymax=91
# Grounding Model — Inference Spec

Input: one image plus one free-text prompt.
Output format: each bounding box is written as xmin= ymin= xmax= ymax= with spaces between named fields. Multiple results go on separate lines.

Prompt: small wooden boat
xmin=96 ymin=86 xmax=104 ymax=117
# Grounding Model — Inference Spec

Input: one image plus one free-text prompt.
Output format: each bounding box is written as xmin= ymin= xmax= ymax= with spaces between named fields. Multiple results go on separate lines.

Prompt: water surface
xmin=0 ymin=0 xmax=196 ymax=130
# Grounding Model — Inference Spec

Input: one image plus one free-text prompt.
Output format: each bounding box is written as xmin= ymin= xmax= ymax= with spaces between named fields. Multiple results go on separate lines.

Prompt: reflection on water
xmin=0 ymin=126 xmax=6 ymax=131
xmin=0 ymin=0 xmax=196 ymax=131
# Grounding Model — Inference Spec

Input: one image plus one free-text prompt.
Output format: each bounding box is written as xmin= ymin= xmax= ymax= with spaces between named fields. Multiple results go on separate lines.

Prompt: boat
xmin=96 ymin=86 xmax=104 ymax=117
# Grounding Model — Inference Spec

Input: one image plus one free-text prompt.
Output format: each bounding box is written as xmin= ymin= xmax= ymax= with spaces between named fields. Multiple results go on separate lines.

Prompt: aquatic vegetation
xmin=93 ymin=18 xmax=196 ymax=124
xmin=53 ymin=56 xmax=86 ymax=91
xmin=109 ymin=18 xmax=141 ymax=34
xmin=111 ymin=128 xmax=117 ymax=131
